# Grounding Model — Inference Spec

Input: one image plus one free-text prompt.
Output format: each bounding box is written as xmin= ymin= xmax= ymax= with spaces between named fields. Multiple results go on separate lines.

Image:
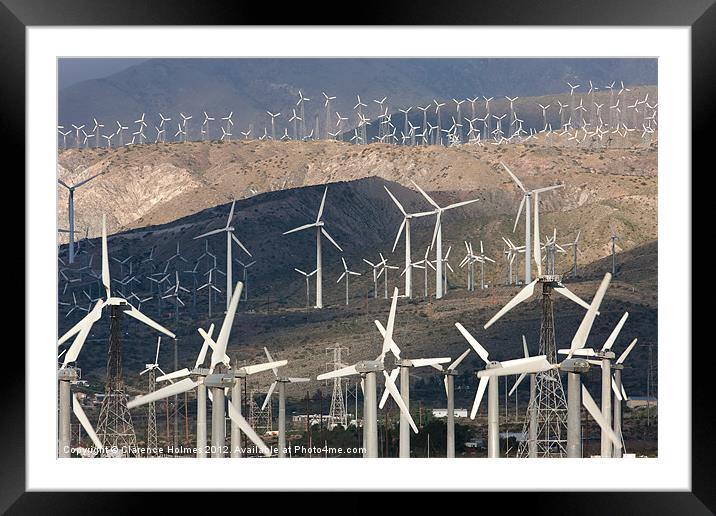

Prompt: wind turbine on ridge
xmin=283 ymin=186 xmax=342 ymax=309
xmin=410 ymin=181 xmax=479 ymax=299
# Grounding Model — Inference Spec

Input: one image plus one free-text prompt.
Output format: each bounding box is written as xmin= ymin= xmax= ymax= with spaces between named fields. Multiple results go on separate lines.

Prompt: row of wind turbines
xmin=58 ymin=80 xmax=656 ymax=151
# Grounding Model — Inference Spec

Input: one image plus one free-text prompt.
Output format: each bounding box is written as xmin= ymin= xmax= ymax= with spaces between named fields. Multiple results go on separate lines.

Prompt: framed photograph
xmin=5 ymin=0 xmax=706 ymax=510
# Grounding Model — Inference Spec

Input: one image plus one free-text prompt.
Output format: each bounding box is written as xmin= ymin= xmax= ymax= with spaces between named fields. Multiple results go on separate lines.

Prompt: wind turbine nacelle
xmin=106 ymin=297 xmax=130 ymax=307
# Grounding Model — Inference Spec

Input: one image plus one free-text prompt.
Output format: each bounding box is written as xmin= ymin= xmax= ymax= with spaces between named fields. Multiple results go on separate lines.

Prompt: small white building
xmin=432 ymin=408 xmax=468 ymax=418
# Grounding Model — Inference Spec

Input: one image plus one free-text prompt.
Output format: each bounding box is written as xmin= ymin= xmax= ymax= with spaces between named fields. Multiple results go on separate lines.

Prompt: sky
xmin=58 ymin=58 xmax=148 ymax=90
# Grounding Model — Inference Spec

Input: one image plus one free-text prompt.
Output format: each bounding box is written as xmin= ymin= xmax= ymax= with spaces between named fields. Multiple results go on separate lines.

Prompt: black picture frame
xmin=4 ymin=0 xmax=707 ymax=512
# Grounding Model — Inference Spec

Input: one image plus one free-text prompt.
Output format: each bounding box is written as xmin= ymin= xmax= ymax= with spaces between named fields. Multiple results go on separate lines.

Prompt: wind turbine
xmin=410 ymin=181 xmax=479 ymax=299
xmin=337 ymin=257 xmax=361 ymax=305
xmin=261 ymin=347 xmax=309 ymax=457
xmin=323 ymin=92 xmax=336 ymax=140
xmin=267 ymin=111 xmax=280 ymax=140
xmin=92 ymin=118 xmax=104 ymax=148
xmin=430 ymin=348 xmax=472 ymax=457
xmin=297 ymin=90 xmax=310 ymax=139
xmin=363 ymin=256 xmax=386 ymax=299
xmin=134 ymin=113 xmax=147 ymax=144
xmin=158 ymin=114 xmax=170 ymax=143
xmin=57 ymin=172 xmax=104 ymax=264
xmin=384 ymin=186 xmax=436 ymax=299
xmin=500 ymin=161 xmax=563 ymax=284
xmin=283 ymin=186 xmax=342 ymax=309
xmin=179 ymin=113 xmax=192 ymax=142
xmin=221 ymin=112 xmax=233 ymax=142
xmin=562 ymin=230 xmax=583 ymax=277
xmin=58 ymin=214 xmax=175 ymax=373
xmin=294 ymin=268 xmax=317 ymax=311
xmin=316 ymin=289 xmax=418 ymax=458
xmin=127 ymin=284 xmax=280 ymax=458
xmin=194 ymin=200 xmax=252 ymax=312
xmin=375 ymin=320 xmax=450 ymax=457
xmin=455 ymin=322 xmax=552 ymax=458
xmin=71 ymin=124 xmax=85 ymax=148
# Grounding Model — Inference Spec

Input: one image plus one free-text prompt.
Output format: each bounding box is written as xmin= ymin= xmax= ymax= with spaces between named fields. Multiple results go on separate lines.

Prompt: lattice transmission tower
xmin=326 ymin=345 xmax=349 ymax=429
xmin=95 ymin=305 xmax=138 ymax=457
xmin=518 ymin=277 xmax=569 ymax=458
xmin=248 ymin=388 xmax=272 ymax=434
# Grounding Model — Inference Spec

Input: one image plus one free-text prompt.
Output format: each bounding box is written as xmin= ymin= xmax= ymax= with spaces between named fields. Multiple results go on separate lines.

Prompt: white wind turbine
xmin=323 ymin=92 xmax=336 ymax=140
xmin=297 ymin=90 xmax=310 ymax=139
xmin=57 ymin=214 xmax=175 ymax=371
xmin=158 ymin=113 xmax=170 ymax=143
xmin=221 ymin=112 xmax=233 ymax=142
xmin=283 ymin=186 xmax=342 ymax=309
xmin=501 ymin=161 xmax=563 ymax=284
xmin=562 ymin=230 xmax=583 ymax=277
xmin=267 ymin=111 xmax=280 ymax=140
xmin=202 ymin=111 xmax=215 ymax=141
xmin=410 ymin=181 xmax=479 ymax=299
xmin=58 ymin=127 xmax=71 ymax=149
xmin=261 ymin=347 xmax=309 ymax=458
xmin=71 ymin=124 xmax=85 ymax=148
xmin=483 ymin=199 xmax=592 ymax=330
xmin=57 ymin=172 xmax=104 ymax=264
xmin=194 ymin=200 xmax=252 ymax=312
xmin=337 ymin=257 xmax=361 ymax=305
xmin=134 ymin=113 xmax=147 ymax=144
xmin=455 ymin=322 xmax=553 ymax=458
xmin=179 ymin=113 xmax=192 ymax=142
xmin=294 ymin=268 xmax=317 ymax=311
xmin=128 ymin=283 xmax=282 ymax=458
xmin=363 ymin=255 xmax=386 ymax=299
xmin=375 ymin=320 xmax=450 ymax=458
xmin=316 ymin=289 xmax=418 ymax=458
xmin=384 ymin=186 xmax=436 ymax=299
xmin=91 ymin=118 xmax=104 ymax=148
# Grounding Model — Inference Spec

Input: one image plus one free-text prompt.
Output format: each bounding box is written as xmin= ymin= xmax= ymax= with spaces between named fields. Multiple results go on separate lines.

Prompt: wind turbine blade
xmin=448 ymin=348 xmax=471 ymax=370
xmin=410 ymin=180 xmax=440 ymax=210
xmin=443 ymin=376 xmax=449 ymax=398
xmin=321 ymin=228 xmax=343 ymax=252
xmin=470 ymin=376 xmax=489 ymax=419
xmin=261 ymin=381 xmax=277 ymax=411
xmin=58 ymin=300 xmax=101 ymax=346
xmin=553 ymin=284 xmax=592 ymax=311
xmin=523 ymin=335 xmax=530 ymax=358
xmin=194 ymin=228 xmax=226 ymax=239
xmin=243 ymin=360 xmax=287 ymax=376
xmin=616 ymin=338 xmax=638 ymax=364
xmin=283 ymin=222 xmax=317 ymax=235
xmin=500 ymin=162 xmax=528 ymax=193
xmin=611 ymin=377 xmax=623 ymax=401
xmin=73 ymin=394 xmax=103 ymax=449
xmin=374 ymin=320 xmax=402 ymax=359
xmin=62 ymin=300 xmax=104 ymax=367
xmin=383 ymin=370 xmax=419 ymax=433
xmin=602 ymin=312 xmax=629 ymax=351
xmin=454 ymin=323 xmax=489 ymax=364
xmin=125 ymin=304 xmax=176 ymax=339
xmin=568 ymin=273 xmax=612 ymax=357
xmin=392 ymin=218 xmax=406 ymax=253
xmin=581 ymin=385 xmax=622 ymax=451
xmin=478 ymin=356 xmax=552 ymax=377
xmin=317 ymin=364 xmax=359 ymax=380
xmin=127 ymin=378 xmax=197 ymax=409
xmin=430 ymin=211 xmax=441 ymax=250
xmin=231 ymin=233 xmax=252 ymax=257
xmin=263 ymin=346 xmax=279 ymax=375
xmin=411 ymin=358 xmax=451 ymax=368
xmin=378 ymin=367 xmax=400 ymax=409
xmin=226 ymin=200 xmax=236 ymax=228
xmin=196 ymin=325 xmax=216 ymax=368
xmin=228 ymin=402 xmax=272 ymax=456
xmin=157 ymin=368 xmax=191 ymax=382
xmin=483 ymin=279 xmax=538 ymax=329
xmin=509 ymin=373 xmax=527 ymax=397
xmin=444 ymin=199 xmax=479 ymax=211
xmin=384 ymin=186 xmax=407 ymax=216
xmin=533 ymin=184 xmax=565 ymax=195
xmin=154 ymin=337 xmax=161 ymax=365
xmin=211 ymin=282 xmax=243 ymax=371
xmin=316 ymin=187 xmax=328 ymax=222
xmin=380 ymin=288 xmax=400 ymax=359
